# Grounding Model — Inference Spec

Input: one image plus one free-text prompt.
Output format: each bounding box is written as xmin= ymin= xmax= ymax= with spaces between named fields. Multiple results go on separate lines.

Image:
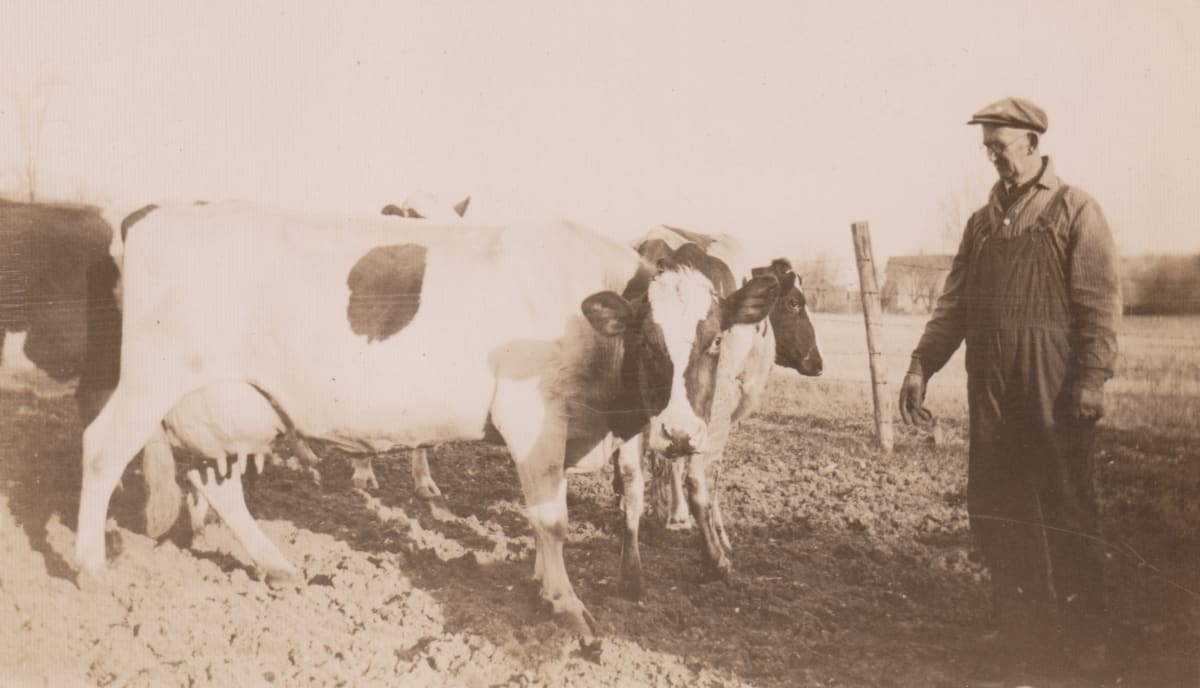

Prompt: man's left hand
xmin=1068 ymin=383 xmax=1107 ymax=423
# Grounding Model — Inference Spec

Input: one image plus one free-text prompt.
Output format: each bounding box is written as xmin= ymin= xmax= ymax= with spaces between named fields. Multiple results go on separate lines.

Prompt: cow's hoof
xmin=617 ymin=568 xmax=645 ymax=600
xmin=715 ymin=559 xmax=734 ymax=585
xmin=75 ymin=566 xmax=109 ymax=593
xmin=263 ymin=566 xmax=301 ymax=590
xmin=306 ymin=467 xmax=322 ymax=486
xmin=576 ymin=635 xmax=603 ymax=663
xmin=144 ymin=485 xmax=183 ymax=539
xmin=697 ymin=558 xmax=734 ymax=585
xmin=351 ymin=475 xmax=379 ymax=491
xmin=666 ymin=516 xmax=692 ymax=531
xmin=414 ymin=482 xmax=442 ymax=500
xmin=548 ymin=594 xmax=600 ymax=650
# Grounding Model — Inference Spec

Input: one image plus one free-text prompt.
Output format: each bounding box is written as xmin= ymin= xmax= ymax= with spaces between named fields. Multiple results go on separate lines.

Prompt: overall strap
xmin=1037 ymin=183 xmax=1072 ymax=227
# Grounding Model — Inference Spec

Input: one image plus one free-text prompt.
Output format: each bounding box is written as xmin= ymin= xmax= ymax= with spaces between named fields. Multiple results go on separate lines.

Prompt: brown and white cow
xmin=603 ymin=226 xmax=822 ymax=595
xmin=74 ymin=201 xmax=779 ymax=646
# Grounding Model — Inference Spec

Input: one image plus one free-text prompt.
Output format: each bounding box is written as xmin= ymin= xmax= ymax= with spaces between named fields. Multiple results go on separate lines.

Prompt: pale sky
xmin=2 ymin=1 xmax=1197 ymax=280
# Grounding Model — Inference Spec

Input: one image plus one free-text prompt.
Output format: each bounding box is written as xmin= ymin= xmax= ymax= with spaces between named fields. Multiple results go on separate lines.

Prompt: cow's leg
xmin=186 ymin=451 xmax=297 ymax=586
xmin=710 ymin=461 xmax=732 ymax=551
xmin=76 ymin=387 xmax=180 ymax=579
xmin=712 ymin=488 xmax=732 ymax=552
xmin=410 ymin=447 xmax=441 ymax=499
xmin=141 ymin=425 xmax=183 ymax=538
xmin=492 ymin=380 xmax=597 ymax=647
xmin=286 ymin=433 xmax=322 ymax=485
xmin=685 ymin=452 xmax=732 ymax=582
xmin=287 ymin=432 xmax=320 ymax=466
xmin=185 ymin=484 xmax=209 ymax=534
xmin=350 ymin=457 xmax=379 ymax=491
xmin=666 ymin=457 xmax=693 ymax=530
xmin=615 ymin=435 xmax=646 ymax=598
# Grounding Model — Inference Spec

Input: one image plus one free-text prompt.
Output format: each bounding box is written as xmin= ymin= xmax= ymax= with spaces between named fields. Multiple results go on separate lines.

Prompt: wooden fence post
xmin=851 ymin=221 xmax=894 ymax=453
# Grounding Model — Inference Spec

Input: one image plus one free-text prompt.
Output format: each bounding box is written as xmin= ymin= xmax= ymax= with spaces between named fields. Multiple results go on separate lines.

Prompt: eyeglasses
xmin=980 ymin=137 xmax=1026 ymax=159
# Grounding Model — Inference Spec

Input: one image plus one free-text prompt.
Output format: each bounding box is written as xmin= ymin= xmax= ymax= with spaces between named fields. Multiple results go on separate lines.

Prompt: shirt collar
xmin=991 ymin=156 xmax=1058 ymax=201
xmin=1035 ymin=157 xmax=1059 ymax=190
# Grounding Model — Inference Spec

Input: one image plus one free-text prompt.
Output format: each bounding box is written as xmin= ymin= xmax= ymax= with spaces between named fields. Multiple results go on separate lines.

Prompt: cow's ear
xmin=453 ymin=196 xmax=471 ymax=217
xmin=771 ymin=259 xmax=797 ymax=287
xmin=582 ymin=292 xmax=634 ymax=337
xmin=777 ymin=268 xmax=796 ymax=291
xmin=723 ymin=274 xmax=779 ymax=327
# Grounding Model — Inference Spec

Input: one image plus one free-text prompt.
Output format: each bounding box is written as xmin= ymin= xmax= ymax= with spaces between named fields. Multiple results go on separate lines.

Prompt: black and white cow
xmin=74 ymin=201 xmax=780 ymax=646
xmin=605 ymin=226 xmax=822 ymax=594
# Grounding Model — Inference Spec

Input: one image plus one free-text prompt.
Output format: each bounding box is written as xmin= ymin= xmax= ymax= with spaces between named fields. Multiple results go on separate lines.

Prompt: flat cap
xmin=967 ymin=97 xmax=1048 ymax=133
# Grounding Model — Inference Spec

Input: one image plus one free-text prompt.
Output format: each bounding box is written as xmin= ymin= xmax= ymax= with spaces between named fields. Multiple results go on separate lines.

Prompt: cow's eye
xmin=788 ymin=298 xmax=801 ymax=312
xmin=707 ymin=335 xmax=722 ymax=356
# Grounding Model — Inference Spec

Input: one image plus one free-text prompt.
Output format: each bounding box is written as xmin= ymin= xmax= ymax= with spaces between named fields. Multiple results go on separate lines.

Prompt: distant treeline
xmin=1122 ymin=254 xmax=1200 ymax=315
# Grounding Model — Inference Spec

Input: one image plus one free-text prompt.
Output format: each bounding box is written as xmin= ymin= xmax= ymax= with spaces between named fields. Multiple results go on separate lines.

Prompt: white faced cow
xmin=74 ymin=201 xmax=779 ymax=647
xmin=608 ymin=226 xmax=822 ymax=595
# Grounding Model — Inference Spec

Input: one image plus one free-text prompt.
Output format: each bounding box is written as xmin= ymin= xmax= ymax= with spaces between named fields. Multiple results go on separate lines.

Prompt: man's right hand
xmin=899 ymin=359 xmax=933 ymax=425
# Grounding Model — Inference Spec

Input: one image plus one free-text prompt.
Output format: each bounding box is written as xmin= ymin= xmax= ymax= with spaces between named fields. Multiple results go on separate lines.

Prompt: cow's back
xmin=118 ymin=202 xmax=642 ymax=451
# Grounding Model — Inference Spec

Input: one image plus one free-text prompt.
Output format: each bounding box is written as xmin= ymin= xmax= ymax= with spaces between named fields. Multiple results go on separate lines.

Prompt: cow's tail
xmin=142 ymin=426 xmax=183 ymax=539
xmin=248 ymin=384 xmax=323 ymax=469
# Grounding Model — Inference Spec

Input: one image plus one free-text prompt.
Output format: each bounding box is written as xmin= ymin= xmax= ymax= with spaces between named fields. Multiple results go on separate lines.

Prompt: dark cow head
xmin=582 ymin=242 xmax=780 ymax=457
xmin=0 ymin=202 xmax=115 ymax=383
xmin=751 ymin=258 xmax=823 ymax=376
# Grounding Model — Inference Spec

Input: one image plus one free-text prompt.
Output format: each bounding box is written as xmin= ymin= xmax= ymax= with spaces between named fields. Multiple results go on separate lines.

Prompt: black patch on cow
xmin=637 ymin=317 xmax=673 ymax=416
xmin=120 ymin=204 xmax=159 ymax=241
xmin=76 ymin=256 xmax=123 ymax=424
xmin=627 ymin=238 xmax=674 ymax=301
xmin=346 ymin=244 xmax=428 ymax=342
xmin=722 ymin=274 xmax=780 ymax=330
xmin=683 ymin=302 xmax=724 ymax=419
xmin=673 ymin=243 xmax=736 ymax=297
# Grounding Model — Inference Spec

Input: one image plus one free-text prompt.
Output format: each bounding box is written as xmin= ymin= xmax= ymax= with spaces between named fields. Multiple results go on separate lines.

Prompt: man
xmin=899 ymin=97 xmax=1121 ymax=677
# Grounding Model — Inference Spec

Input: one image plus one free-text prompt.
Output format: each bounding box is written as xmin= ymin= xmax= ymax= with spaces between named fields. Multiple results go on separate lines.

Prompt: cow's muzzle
xmin=648 ymin=415 xmax=707 ymax=458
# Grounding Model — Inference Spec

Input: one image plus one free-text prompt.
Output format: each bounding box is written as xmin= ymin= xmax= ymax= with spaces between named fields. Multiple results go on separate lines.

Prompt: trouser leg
xmin=967 ymin=433 xmax=1053 ymax=641
xmin=1043 ymin=421 xmax=1107 ymax=644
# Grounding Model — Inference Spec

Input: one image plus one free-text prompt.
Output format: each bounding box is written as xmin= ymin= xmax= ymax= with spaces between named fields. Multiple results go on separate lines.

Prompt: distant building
xmin=880 ymin=254 xmax=953 ymax=314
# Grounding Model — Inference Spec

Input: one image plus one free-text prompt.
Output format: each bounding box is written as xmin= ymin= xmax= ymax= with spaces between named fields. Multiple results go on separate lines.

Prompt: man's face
xmin=981 ymin=125 xmax=1033 ymax=183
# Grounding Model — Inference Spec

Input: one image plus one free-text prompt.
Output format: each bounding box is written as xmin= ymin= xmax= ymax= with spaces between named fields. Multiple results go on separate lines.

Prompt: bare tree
xmin=937 ymin=173 xmax=983 ymax=253
xmin=911 ymin=268 xmax=943 ymax=312
xmin=16 ymin=76 xmax=56 ymax=203
xmin=792 ymin=252 xmax=842 ymax=311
